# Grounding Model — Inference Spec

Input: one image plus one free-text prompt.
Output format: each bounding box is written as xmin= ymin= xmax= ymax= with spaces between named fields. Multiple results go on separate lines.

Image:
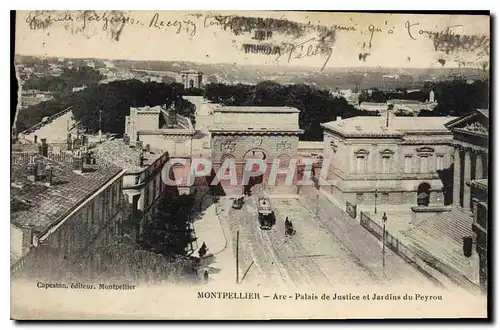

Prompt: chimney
xmin=85 ymin=150 xmax=92 ymax=164
xmin=80 ymin=146 xmax=89 ymax=164
xmin=45 ymin=165 xmax=53 ymax=187
xmin=40 ymin=138 xmax=48 ymax=157
xmin=73 ymin=137 xmax=81 ymax=149
xmin=139 ymin=151 xmax=145 ymax=167
xmin=67 ymin=133 xmax=72 ymax=150
xmin=72 ymin=151 xmax=84 ymax=174
xmin=35 ymin=158 xmax=44 ymax=179
xmin=89 ymin=151 xmax=97 ymax=165
xmin=27 ymin=156 xmax=38 ymax=182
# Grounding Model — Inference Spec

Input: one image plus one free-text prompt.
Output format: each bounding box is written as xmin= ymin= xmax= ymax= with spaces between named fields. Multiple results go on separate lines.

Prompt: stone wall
xmin=211 ymin=134 xmax=299 ymax=163
xmin=19 ymin=108 xmax=75 ymax=144
xmin=213 ymin=111 xmax=299 ymax=130
xmin=138 ymin=134 xmax=192 ymax=157
xmin=210 ymin=134 xmax=300 ymax=196
xmin=12 ymin=178 xmax=124 ymax=280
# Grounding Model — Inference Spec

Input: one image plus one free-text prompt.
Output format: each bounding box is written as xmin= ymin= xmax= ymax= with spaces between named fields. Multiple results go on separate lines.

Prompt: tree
xmin=138 ymin=192 xmax=196 ymax=258
xmin=419 ymin=78 xmax=489 ymax=117
xmin=202 ymin=82 xmax=379 ymax=141
xmin=17 ymin=81 xmax=196 ymax=134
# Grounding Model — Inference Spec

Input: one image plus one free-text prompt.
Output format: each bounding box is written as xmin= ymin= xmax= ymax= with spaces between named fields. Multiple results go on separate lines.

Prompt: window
xmin=152 ymin=176 xmax=157 ymax=200
xmin=477 ymin=203 xmax=488 ymax=229
xmin=109 ymin=185 xmax=114 ymax=216
xmin=420 ymin=156 xmax=429 ymax=173
xmin=101 ymin=194 xmax=106 ymax=224
xmin=381 ymin=193 xmax=389 ymax=204
xmin=356 ymin=156 xmax=366 ymax=173
xmin=436 ymin=155 xmax=444 ymax=171
xmin=116 ymin=183 xmax=121 ymax=206
xmin=356 ymin=193 xmax=364 ymax=204
xmin=89 ymin=200 xmax=95 ymax=232
xmin=381 ymin=156 xmax=391 ymax=174
xmin=404 ymin=155 xmax=412 ymax=173
xmin=354 ymin=149 xmax=369 ymax=173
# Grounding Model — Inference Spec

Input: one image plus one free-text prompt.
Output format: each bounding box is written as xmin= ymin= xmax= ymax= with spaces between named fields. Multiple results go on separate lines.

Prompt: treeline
xmin=16 ymin=80 xmax=196 ymax=134
xmin=356 ymin=78 xmax=489 ymax=117
xmin=359 ymin=89 xmax=430 ymax=103
xmin=23 ymin=67 xmax=104 ymax=97
xmin=204 ymin=81 xmax=378 ymax=141
xmin=419 ymin=79 xmax=489 ymax=117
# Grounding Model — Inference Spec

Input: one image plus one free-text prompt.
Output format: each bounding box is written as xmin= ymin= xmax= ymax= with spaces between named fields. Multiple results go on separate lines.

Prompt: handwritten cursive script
xmin=277 ymin=37 xmax=333 ymax=71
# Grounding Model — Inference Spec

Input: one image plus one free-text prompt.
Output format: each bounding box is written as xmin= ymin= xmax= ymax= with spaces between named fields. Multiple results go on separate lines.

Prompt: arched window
xmin=417 ymin=182 xmax=431 ymax=206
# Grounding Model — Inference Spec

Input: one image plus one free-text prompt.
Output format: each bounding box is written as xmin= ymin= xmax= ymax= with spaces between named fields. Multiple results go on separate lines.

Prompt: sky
xmin=15 ymin=11 xmax=490 ymax=70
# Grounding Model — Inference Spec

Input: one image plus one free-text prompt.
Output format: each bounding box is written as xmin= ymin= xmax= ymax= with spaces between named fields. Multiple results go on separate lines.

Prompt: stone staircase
xmin=403 ymin=207 xmax=474 ymax=279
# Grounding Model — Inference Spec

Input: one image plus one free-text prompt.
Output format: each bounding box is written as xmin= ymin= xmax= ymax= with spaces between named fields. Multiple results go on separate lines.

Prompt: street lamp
xmin=382 ymin=212 xmax=388 ymax=278
xmin=316 ymin=192 xmax=319 ymax=217
xmin=374 ymin=189 xmax=378 ymax=214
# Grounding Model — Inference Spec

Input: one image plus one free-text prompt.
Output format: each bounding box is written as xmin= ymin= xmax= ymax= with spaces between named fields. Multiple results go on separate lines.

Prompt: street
xmin=217 ymin=193 xmax=439 ymax=289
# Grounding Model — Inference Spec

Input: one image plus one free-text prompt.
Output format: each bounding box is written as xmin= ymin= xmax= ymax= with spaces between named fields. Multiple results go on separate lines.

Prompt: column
xmin=453 ymin=147 xmax=461 ymax=206
xmin=475 ymin=152 xmax=483 ymax=180
xmin=463 ymin=149 xmax=472 ymax=211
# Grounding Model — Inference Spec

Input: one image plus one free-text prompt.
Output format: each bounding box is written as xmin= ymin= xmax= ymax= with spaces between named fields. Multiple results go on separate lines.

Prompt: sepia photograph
xmin=10 ymin=10 xmax=490 ymax=320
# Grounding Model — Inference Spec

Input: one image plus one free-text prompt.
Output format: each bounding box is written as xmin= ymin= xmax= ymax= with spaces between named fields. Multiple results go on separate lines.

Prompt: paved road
xmin=299 ymin=191 xmax=438 ymax=287
xmin=220 ymin=196 xmax=384 ymax=288
xmin=218 ymin=193 xmax=441 ymax=289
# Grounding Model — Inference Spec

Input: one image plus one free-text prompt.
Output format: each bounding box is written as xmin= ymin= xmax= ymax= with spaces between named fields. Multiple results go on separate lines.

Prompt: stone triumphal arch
xmin=209 ymin=106 xmax=304 ymax=196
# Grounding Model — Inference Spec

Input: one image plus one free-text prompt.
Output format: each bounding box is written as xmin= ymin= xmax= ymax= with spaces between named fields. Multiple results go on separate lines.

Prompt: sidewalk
xmin=318 ymin=190 xmax=481 ymax=293
xmin=190 ymin=197 xmax=237 ymax=285
xmin=191 ymin=198 xmax=228 ymax=257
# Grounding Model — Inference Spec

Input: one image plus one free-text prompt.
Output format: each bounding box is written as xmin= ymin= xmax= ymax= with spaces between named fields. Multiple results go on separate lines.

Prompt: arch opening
xmin=417 ymin=182 xmax=431 ymax=206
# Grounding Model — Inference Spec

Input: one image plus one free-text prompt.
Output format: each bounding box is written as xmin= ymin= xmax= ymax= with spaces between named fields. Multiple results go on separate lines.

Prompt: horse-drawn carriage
xmin=257 ymin=196 xmax=274 ymax=230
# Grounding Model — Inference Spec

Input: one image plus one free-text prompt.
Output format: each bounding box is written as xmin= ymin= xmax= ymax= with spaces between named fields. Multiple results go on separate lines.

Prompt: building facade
xmin=320 ymin=115 xmax=457 ymax=211
xmin=93 ymin=138 xmax=184 ymax=241
xmin=209 ymin=106 xmax=304 ymax=196
xmin=445 ymin=109 xmax=489 ymax=292
xmin=17 ymin=106 xmax=75 ymax=144
xmin=125 ymin=104 xmax=195 ymax=157
xmin=11 ymin=143 xmax=126 ymax=280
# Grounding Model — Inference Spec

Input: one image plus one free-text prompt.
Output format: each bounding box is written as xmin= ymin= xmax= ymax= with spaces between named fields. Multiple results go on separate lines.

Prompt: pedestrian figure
xmin=198 ymin=242 xmax=208 ymax=258
xmin=285 ymin=217 xmax=291 ymax=236
xmin=203 ymin=270 xmax=209 ymax=284
xmin=285 ymin=218 xmax=296 ymax=237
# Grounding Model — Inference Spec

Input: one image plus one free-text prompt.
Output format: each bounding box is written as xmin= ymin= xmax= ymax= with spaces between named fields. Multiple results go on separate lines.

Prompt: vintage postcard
xmin=11 ymin=10 xmax=490 ymax=320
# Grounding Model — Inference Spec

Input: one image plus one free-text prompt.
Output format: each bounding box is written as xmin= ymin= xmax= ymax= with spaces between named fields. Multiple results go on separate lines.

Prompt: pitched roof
xmin=93 ymin=139 xmax=166 ymax=172
xmin=478 ymin=109 xmax=489 ymax=118
xmin=322 ymin=116 xmax=456 ymax=137
xmin=11 ymin=151 xmax=124 ymax=234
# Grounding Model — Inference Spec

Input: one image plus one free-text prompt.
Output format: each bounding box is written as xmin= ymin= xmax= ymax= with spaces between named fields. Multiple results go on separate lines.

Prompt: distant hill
xmin=15 ymin=54 xmax=489 ymax=91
